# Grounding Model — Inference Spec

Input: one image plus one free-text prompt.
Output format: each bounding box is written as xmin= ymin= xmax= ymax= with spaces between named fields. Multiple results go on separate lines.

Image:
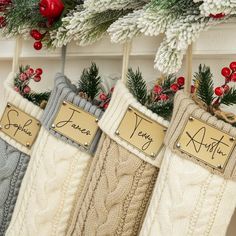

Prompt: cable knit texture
xmin=0 ymin=72 xmax=42 ymax=235
xmin=69 ymin=134 xmax=158 ymax=236
xmin=139 ymin=91 xmax=236 ymax=236
xmin=67 ymin=81 xmax=165 ymax=236
xmin=6 ymin=73 xmax=103 ymax=236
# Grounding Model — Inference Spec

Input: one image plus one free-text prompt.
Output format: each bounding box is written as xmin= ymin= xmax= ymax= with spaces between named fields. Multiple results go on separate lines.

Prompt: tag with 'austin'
xmin=51 ymin=101 xmax=99 ymax=149
xmin=176 ymin=116 xmax=236 ymax=173
xmin=115 ymin=106 xmax=167 ymax=159
xmin=0 ymin=103 xmax=41 ymax=149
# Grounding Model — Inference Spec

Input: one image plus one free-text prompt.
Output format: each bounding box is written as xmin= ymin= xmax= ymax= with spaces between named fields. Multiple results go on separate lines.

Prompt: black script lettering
xmin=129 ymin=112 xmax=154 ymax=151
xmin=186 ymin=127 xmax=229 ymax=159
xmin=5 ymin=109 xmax=33 ymax=137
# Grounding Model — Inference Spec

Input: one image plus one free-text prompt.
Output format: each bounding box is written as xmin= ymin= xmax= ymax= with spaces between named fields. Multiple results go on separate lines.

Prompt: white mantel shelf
xmin=0 ymin=20 xmax=236 ymax=60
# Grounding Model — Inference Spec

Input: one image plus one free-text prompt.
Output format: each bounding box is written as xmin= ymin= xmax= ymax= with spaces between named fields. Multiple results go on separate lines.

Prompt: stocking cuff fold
xmin=0 ymin=72 xmax=43 ymax=155
xmin=165 ymin=91 xmax=236 ymax=180
xmin=99 ymin=80 xmax=169 ymax=168
xmin=41 ymin=73 xmax=104 ymax=154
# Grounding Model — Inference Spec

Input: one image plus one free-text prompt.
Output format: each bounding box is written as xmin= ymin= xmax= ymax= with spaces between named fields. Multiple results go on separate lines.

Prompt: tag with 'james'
xmin=51 ymin=101 xmax=99 ymax=149
xmin=176 ymin=116 xmax=236 ymax=172
xmin=0 ymin=103 xmax=41 ymax=149
xmin=116 ymin=106 xmax=167 ymax=159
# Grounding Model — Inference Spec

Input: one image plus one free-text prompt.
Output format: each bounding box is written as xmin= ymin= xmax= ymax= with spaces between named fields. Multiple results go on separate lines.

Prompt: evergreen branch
xmin=147 ymin=99 xmax=173 ymax=120
xmin=23 ymin=91 xmax=51 ymax=107
xmin=221 ymin=88 xmax=236 ymax=106
xmin=194 ymin=64 xmax=214 ymax=107
xmin=78 ymin=62 xmax=101 ymax=100
xmin=127 ymin=68 xmax=147 ymax=105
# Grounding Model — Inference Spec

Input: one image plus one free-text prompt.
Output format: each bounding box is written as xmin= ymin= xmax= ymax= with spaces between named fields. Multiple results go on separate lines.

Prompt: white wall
xmin=0 ymin=20 xmax=236 ymax=235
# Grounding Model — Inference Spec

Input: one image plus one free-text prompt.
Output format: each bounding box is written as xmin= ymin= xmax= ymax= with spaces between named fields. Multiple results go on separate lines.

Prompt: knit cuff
xmin=0 ymin=72 xmax=43 ymax=155
xmin=41 ymin=73 xmax=104 ymax=154
xmin=98 ymin=80 xmax=169 ymax=168
xmin=165 ymin=91 xmax=236 ymax=180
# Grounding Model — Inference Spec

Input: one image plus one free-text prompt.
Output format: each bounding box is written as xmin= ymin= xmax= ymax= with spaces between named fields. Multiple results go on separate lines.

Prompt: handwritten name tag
xmin=51 ymin=101 xmax=99 ymax=149
xmin=115 ymin=106 xmax=167 ymax=159
xmin=176 ymin=116 xmax=236 ymax=172
xmin=0 ymin=103 xmax=41 ymax=149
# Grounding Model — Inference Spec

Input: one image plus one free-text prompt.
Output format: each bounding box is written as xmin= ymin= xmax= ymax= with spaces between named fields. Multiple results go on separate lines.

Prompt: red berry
xmin=99 ymin=93 xmax=107 ymax=101
xmin=26 ymin=68 xmax=34 ymax=76
xmin=231 ymin=72 xmax=236 ymax=82
xmin=209 ymin=13 xmax=225 ymax=19
xmin=170 ymin=83 xmax=179 ymax=92
xmin=177 ymin=76 xmax=185 ymax=86
xmin=159 ymin=94 xmax=169 ymax=101
xmin=153 ymin=85 xmax=162 ymax=94
xmin=30 ymin=29 xmax=37 ymax=38
xmin=214 ymin=87 xmax=224 ymax=96
xmin=32 ymin=31 xmax=43 ymax=40
xmin=34 ymin=75 xmax=41 ymax=82
xmin=110 ymin=87 xmax=114 ymax=93
xmin=14 ymin=86 xmax=19 ymax=92
xmin=221 ymin=67 xmax=231 ymax=77
xmin=23 ymin=86 xmax=31 ymax=94
xmin=230 ymin=62 xmax=236 ymax=72
xmin=191 ymin=85 xmax=195 ymax=94
xmin=19 ymin=73 xmax=27 ymax=81
xmin=39 ymin=0 xmax=64 ymax=19
xmin=0 ymin=16 xmax=6 ymax=28
xmin=223 ymin=84 xmax=230 ymax=93
xmin=103 ymin=103 xmax=109 ymax=109
xmin=35 ymin=68 xmax=43 ymax=75
xmin=33 ymin=41 xmax=42 ymax=50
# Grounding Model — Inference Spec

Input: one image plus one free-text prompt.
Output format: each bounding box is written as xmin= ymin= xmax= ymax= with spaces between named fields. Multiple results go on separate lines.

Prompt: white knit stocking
xmin=140 ymin=91 xmax=236 ymax=236
xmin=6 ymin=73 xmax=103 ymax=236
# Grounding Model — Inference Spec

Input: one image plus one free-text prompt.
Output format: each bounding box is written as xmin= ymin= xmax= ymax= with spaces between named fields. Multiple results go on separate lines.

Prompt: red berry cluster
xmin=98 ymin=87 xmax=114 ymax=110
xmin=30 ymin=29 xmax=45 ymax=50
xmin=214 ymin=62 xmax=236 ymax=97
xmin=153 ymin=76 xmax=185 ymax=102
xmin=209 ymin=13 xmax=226 ymax=19
xmin=14 ymin=66 xmax=43 ymax=95
xmin=0 ymin=0 xmax=11 ymax=12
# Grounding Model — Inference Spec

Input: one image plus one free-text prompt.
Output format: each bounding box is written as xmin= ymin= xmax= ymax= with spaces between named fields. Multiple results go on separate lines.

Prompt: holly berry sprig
xmin=97 ymin=87 xmax=114 ymax=110
xmin=14 ymin=65 xmax=51 ymax=108
xmin=212 ymin=62 xmax=236 ymax=108
xmin=193 ymin=64 xmax=236 ymax=125
xmin=152 ymin=76 xmax=185 ymax=102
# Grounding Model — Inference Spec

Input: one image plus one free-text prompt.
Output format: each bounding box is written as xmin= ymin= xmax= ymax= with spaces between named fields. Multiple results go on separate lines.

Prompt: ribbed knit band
xmin=0 ymin=72 xmax=43 ymax=155
xmin=41 ymin=73 xmax=104 ymax=154
xmin=165 ymin=91 xmax=236 ymax=180
xmin=99 ymin=80 xmax=169 ymax=167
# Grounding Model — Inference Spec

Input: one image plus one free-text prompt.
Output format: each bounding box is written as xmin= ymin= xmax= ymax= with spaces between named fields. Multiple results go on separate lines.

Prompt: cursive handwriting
xmin=4 ymin=109 xmax=33 ymax=137
xmin=129 ymin=112 xmax=153 ymax=151
xmin=186 ymin=127 xmax=229 ymax=159
xmin=55 ymin=107 xmax=91 ymax=136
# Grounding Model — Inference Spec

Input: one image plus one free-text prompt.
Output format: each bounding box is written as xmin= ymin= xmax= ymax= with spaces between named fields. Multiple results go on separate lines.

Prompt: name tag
xmin=0 ymin=103 xmax=41 ymax=149
xmin=175 ymin=116 xmax=236 ymax=172
xmin=115 ymin=106 xmax=167 ymax=159
xmin=51 ymin=101 xmax=99 ymax=149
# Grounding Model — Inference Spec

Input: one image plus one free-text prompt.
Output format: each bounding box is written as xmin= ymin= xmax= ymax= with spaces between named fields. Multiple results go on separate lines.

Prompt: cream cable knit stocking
xmin=6 ymin=73 xmax=103 ymax=236
xmin=0 ymin=72 xmax=43 ymax=236
xmin=68 ymin=81 xmax=169 ymax=236
xmin=140 ymin=91 xmax=236 ymax=236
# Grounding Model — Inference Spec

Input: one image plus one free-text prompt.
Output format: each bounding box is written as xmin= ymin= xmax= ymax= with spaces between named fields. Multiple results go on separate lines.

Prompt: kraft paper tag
xmin=51 ymin=101 xmax=99 ymax=149
xmin=0 ymin=103 xmax=41 ymax=149
xmin=115 ymin=106 xmax=167 ymax=159
xmin=175 ymin=116 xmax=236 ymax=172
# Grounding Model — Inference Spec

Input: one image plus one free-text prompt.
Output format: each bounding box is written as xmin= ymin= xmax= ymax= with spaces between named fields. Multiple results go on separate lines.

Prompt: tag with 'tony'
xmin=175 ymin=116 xmax=236 ymax=172
xmin=0 ymin=103 xmax=41 ymax=149
xmin=51 ymin=101 xmax=99 ymax=149
xmin=115 ymin=106 xmax=167 ymax=159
